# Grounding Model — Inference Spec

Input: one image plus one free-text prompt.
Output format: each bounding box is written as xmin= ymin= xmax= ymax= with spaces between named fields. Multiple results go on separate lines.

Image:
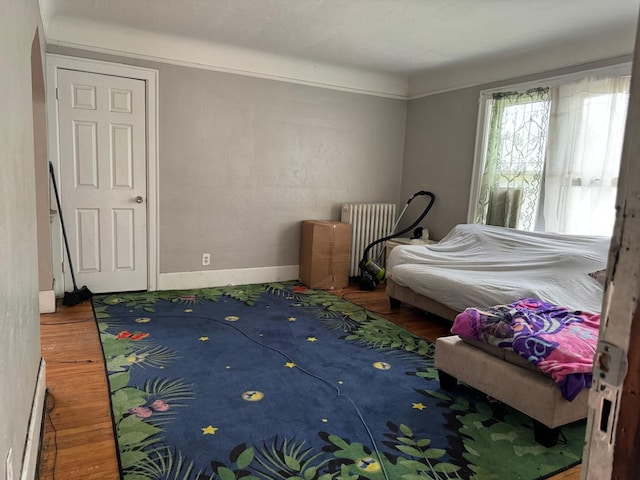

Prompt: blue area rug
xmin=94 ymin=282 xmax=584 ymax=480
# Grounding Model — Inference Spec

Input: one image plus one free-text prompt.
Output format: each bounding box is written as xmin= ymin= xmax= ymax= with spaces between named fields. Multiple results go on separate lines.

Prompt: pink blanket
xmin=451 ymin=298 xmax=600 ymax=400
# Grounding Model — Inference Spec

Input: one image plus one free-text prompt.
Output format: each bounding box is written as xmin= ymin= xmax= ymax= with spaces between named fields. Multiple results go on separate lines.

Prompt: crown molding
xmin=45 ymin=16 xmax=409 ymax=99
xmin=408 ymin=27 xmax=636 ymax=99
xmin=42 ymin=13 xmax=636 ymax=101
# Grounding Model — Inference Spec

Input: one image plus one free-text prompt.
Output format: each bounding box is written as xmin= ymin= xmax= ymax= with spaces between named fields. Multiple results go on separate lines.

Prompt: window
xmin=474 ymin=88 xmax=550 ymax=231
xmin=470 ymin=70 xmax=630 ymax=236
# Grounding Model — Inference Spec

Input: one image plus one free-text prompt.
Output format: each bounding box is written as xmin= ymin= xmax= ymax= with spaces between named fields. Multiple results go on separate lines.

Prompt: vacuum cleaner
xmin=359 ymin=191 xmax=435 ymax=291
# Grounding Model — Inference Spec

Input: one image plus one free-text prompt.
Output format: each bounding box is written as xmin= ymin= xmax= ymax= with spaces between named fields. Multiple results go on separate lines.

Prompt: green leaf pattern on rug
xmin=292 ymin=289 xmax=365 ymax=322
xmin=99 ymin=296 xmax=199 ymax=479
xmin=344 ymin=316 xmax=433 ymax=355
xmin=290 ymin=288 xmax=434 ymax=357
xmin=96 ymin=288 xmax=225 ymax=312
xmin=122 ymin=446 xmax=213 ymax=480
xmin=460 ymin=409 xmax=583 ymax=480
xmin=112 ymin=387 xmax=147 ymax=424
xmin=95 ymin=283 xmax=585 ymax=480
xmin=326 ymin=431 xmax=461 ymax=480
xmin=423 ymin=390 xmax=583 ymax=480
xmin=222 ymin=284 xmax=266 ymax=305
xmin=386 ymin=423 xmax=461 ymax=479
xmin=254 ymin=437 xmax=334 ymax=480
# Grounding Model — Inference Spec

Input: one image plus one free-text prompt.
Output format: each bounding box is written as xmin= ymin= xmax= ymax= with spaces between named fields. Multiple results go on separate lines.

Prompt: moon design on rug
xmin=242 ymin=390 xmax=264 ymax=402
xmin=372 ymin=361 xmax=391 ymax=370
xmin=357 ymin=457 xmax=381 ymax=472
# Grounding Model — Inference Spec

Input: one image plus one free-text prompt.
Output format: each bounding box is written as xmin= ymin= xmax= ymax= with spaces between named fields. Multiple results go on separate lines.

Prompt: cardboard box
xmin=299 ymin=220 xmax=351 ymax=290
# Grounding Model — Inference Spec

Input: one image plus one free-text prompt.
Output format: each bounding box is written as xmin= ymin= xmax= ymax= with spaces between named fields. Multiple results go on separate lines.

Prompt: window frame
xmin=467 ymin=62 xmax=632 ymax=226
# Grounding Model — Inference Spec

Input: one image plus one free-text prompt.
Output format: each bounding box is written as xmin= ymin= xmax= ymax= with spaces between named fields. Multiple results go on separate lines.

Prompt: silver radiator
xmin=341 ymin=203 xmax=397 ymax=277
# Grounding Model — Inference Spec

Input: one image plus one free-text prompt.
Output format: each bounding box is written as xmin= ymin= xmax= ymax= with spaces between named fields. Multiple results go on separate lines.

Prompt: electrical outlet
xmin=6 ymin=448 xmax=13 ymax=480
xmin=202 ymin=253 xmax=211 ymax=266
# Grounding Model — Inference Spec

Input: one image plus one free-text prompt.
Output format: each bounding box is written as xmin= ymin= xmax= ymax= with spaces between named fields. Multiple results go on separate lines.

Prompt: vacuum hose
xmin=359 ymin=191 xmax=435 ymax=290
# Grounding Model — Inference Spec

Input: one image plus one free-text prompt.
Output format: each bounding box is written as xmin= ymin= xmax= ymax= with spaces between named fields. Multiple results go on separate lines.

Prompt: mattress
xmin=387 ymin=223 xmax=609 ymax=313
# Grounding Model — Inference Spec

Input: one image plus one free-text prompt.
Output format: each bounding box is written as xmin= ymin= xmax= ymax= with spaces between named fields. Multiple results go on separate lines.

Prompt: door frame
xmin=582 ymin=13 xmax=640 ymax=478
xmin=46 ymin=54 xmax=159 ymax=294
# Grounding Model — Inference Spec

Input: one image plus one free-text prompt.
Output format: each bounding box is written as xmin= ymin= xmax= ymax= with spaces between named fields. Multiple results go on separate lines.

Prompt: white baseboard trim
xmin=158 ymin=265 xmax=300 ymax=291
xmin=21 ymin=358 xmax=46 ymax=480
xmin=38 ymin=290 xmax=56 ymax=314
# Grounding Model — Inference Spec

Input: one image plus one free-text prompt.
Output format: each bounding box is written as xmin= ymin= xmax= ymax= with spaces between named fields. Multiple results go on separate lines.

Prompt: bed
xmin=385 ymin=223 xmax=609 ymax=445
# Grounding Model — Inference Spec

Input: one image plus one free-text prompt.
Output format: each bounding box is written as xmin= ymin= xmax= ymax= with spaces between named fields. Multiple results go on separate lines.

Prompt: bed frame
xmin=386 ymin=278 xmax=590 ymax=446
xmin=386 ymin=278 xmax=458 ymax=321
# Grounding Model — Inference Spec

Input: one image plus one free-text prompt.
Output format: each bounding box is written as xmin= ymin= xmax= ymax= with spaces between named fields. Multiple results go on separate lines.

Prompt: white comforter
xmin=387 ymin=223 xmax=609 ymax=314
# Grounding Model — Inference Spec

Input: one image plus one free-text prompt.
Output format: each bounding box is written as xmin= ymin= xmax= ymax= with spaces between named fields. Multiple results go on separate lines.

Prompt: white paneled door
xmin=56 ymin=68 xmax=147 ymax=293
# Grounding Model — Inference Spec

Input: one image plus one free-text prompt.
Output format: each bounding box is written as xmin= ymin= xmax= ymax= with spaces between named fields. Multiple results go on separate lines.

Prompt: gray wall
xmin=46 ymin=46 xmax=632 ymax=276
xmin=400 ymin=87 xmax=480 ymax=240
xmin=48 ymin=46 xmax=407 ymax=274
xmin=32 ymin=30 xmax=53 ymax=292
xmin=1 ymin=1 xmax=44 ymax=478
xmin=158 ymin=65 xmax=407 ymax=273
xmin=401 ymin=55 xmax=634 ymax=241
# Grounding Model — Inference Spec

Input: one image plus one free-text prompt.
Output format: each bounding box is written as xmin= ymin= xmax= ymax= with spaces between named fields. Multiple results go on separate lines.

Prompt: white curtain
xmin=544 ymin=76 xmax=630 ymax=235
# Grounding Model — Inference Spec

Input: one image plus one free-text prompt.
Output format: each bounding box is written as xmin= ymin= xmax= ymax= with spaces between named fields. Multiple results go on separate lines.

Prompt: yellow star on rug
xmin=307 ymin=337 xmax=317 ymax=342
xmin=412 ymin=402 xmax=426 ymax=411
xmin=202 ymin=425 xmax=218 ymax=435
xmin=184 ymin=309 xmax=193 ymax=313
xmin=288 ymin=316 xmax=296 ymax=322
xmin=285 ymin=362 xmax=296 ymax=368
xmin=199 ymin=336 xmax=209 ymax=341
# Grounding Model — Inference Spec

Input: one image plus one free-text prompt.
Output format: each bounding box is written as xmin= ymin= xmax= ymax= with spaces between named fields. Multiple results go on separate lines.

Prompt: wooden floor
xmin=37 ymin=283 xmax=580 ymax=480
xmin=38 ymin=299 xmax=120 ymax=480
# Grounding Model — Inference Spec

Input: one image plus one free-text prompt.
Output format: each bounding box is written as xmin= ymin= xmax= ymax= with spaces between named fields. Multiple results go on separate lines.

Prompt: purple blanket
xmin=451 ymin=298 xmax=600 ymax=401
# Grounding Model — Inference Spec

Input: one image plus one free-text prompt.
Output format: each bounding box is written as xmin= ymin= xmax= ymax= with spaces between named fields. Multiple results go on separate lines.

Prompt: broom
xmin=49 ymin=162 xmax=93 ymax=306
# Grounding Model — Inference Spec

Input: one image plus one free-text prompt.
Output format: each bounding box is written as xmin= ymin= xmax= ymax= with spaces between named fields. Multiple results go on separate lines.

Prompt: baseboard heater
xmin=21 ymin=358 xmax=46 ymax=480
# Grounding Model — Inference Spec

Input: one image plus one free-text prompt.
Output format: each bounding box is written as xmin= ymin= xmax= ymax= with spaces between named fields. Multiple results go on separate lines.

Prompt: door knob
xmin=135 ymin=196 xmax=144 ymax=203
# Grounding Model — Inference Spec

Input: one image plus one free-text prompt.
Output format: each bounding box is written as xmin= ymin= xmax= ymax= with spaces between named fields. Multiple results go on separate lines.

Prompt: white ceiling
xmin=40 ymin=0 xmax=640 ymax=97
